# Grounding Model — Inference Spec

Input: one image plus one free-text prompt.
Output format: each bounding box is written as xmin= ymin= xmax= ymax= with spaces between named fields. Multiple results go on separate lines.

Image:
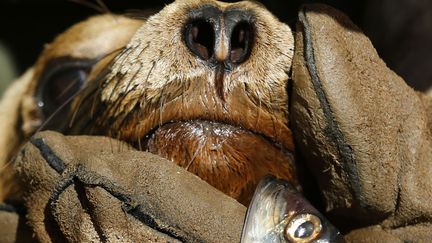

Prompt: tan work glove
xmin=0 ymin=131 xmax=245 ymax=242
xmin=291 ymin=4 xmax=432 ymax=242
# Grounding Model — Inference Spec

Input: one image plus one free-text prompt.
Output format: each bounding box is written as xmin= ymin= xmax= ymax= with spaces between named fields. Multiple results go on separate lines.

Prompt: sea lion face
xmin=17 ymin=0 xmax=296 ymax=204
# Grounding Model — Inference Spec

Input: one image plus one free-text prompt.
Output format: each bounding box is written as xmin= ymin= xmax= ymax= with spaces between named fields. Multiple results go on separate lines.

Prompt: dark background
xmin=0 ymin=0 xmax=431 ymax=90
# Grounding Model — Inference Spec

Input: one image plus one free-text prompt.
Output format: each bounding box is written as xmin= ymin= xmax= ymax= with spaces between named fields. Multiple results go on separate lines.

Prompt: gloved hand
xmin=291 ymin=4 xmax=432 ymax=241
xmin=0 ymin=131 xmax=245 ymax=242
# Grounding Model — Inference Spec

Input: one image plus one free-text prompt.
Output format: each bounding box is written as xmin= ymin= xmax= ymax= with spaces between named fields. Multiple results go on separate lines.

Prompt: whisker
xmin=106 ymin=59 xmax=131 ymax=101
xmin=267 ymin=91 xmax=279 ymax=142
xmin=185 ymin=139 xmax=206 ymax=171
xmin=123 ymin=9 xmax=161 ymax=20
xmin=68 ymin=68 xmax=111 ymax=130
xmin=73 ymin=96 xmax=104 ymax=134
xmin=137 ymin=137 xmax=142 ymax=151
xmin=109 ymin=135 xmax=114 ymax=154
xmin=116 ymin=131 xmax=124 ymax=153
xmin=0 ymin=156 xmax=14 ymax=175
xmin=90 ymin=85 xmax=103 ymax=118
xmin=69 ymin=95 xmax=85 ymax=128
xmin=68 ymin=0 xmax=108 ymax=13
xmin=95 ymin=0 xmax=111 ymax=13
xmin=181 ymin=79 xmax=187 ymax=115
xmin=95 ymin=69 xmax=133 ymax=128
xmin=122 ymin=62 xmax=144 ymax=98
xmin=145 ymin=61 xmax=156 ymax=83
xmin=37 ymin=85 xmax=88 ymax=133
xmin=113 ymin=105 xmax=135 ymax=139
xmin=254 ymin=88 xmax=263 ymax=130
xmin=98 ymin=52 xmax=138 ymax=124
xmin=159 ymin=86 xmax=166 ymax=127
xmin=55 ymin=77 xmax=82 ymax=101
xmin=58 ymin=46 xmax=125 ymax=131
xmin=103 ymin=74 xmax=127 ymax=117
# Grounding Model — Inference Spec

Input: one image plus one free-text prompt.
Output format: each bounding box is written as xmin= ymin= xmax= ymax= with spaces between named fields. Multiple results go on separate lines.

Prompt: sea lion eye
xmin=37 ymin=58 xmax=93 ymax=119
xmin=285 ymin=213 xmax=322 ymax=242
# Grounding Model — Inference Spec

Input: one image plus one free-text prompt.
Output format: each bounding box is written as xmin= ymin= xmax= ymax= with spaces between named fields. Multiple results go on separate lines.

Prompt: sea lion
xmin=0 ymin=0 xmax=297 ymax=205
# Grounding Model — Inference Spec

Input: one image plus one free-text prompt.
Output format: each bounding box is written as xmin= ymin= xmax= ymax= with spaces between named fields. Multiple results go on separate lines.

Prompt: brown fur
xmin=0 ymin=15 xmax=144 ymax=200
xmin=0 ymin=0 xmax=295 ymax=204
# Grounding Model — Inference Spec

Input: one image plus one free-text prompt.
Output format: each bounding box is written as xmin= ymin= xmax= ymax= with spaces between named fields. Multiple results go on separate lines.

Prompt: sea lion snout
xmin=183 ymin=4 xmax=255 ymax=100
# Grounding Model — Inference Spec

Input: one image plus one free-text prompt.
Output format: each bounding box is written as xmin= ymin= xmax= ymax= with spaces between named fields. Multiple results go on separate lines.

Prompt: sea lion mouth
xmin=133 ymin=118 xmax=297 ymax=204
xmin=143 ymin=119 xmax=289 ymax=151
xmin=140 ymin=119 xmax=293 ymax=164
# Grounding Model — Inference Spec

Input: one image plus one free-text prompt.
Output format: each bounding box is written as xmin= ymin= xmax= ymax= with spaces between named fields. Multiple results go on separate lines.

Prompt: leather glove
xmin=0 ymin=131 xmax=245 ymax=242
xmin=291 ymin=4 xmax=432 ymax=241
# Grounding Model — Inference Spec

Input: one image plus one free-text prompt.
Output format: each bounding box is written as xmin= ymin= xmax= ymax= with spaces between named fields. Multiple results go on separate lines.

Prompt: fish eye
xmin=284 ymin=213 xmax=322 ymax=242
xmin=36 ymin=58 xmax=94 ymax=120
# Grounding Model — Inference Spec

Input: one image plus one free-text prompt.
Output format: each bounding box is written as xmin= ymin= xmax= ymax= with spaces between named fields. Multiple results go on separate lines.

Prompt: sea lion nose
xmin=184 ymin=6 xmax=254 ymax=67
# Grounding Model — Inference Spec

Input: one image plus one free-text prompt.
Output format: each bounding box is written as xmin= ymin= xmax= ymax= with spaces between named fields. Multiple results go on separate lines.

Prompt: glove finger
xmin=14 ymin=131 xmax=246 ymax=242
xmin=291 ymin=4 xmax=432 ymax=228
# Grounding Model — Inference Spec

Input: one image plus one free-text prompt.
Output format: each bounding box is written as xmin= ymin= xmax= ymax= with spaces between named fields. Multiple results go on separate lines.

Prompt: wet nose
xmin=184 ymin=6 xmax=254 ymax=68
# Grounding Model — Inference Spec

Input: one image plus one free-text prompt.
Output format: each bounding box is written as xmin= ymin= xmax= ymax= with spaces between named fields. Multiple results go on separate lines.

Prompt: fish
xmin=241 ymin=175 xmax=345 ymax=243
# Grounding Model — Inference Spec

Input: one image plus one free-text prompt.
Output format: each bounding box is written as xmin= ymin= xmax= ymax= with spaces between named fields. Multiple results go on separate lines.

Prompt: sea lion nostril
xmin=185 ymin=19 xmax=215 ymax=60
xmin=230 ymin=21 xmax=253 ymax=64
xmin=184 ymin=6 xmax=255 ymax=67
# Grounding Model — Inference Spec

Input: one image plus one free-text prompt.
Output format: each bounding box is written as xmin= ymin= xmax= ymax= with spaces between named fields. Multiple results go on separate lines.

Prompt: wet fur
xmin=0 ymin=0 xmax=295 ymax=203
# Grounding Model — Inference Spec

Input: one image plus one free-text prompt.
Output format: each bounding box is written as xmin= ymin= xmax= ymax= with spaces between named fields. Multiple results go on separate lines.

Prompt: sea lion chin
xmin=3 ymin=0 xmax=296 ymax=204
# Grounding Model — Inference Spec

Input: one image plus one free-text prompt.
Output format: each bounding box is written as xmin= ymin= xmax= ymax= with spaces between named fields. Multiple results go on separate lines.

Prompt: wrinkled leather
xmin=4 ymin=131 xmax=245 ymax=242
xmin=291 ymin=4 xmax=432 ymax=241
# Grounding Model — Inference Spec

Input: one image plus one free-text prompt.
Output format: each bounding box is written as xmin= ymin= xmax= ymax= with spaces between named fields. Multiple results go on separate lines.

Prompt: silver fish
xmin=241 ymin=175 xmax=345 ymax=243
